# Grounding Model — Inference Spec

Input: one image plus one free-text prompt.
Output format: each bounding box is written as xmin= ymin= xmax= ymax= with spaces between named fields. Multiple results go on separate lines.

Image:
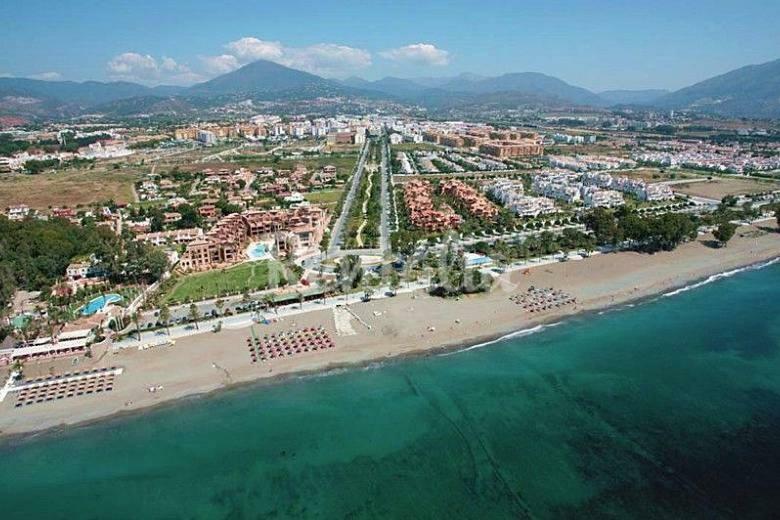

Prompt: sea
xmin=1 ymin=260 xmax=780 ymax=519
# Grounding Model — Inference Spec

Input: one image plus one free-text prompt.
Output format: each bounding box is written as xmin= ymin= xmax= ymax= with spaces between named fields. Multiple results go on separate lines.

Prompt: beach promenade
xmin=2 ymin=226 xmax=780 ymax=437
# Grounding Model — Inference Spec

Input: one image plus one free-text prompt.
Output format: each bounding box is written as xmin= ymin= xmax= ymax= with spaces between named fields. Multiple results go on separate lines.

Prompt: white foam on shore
xmin=440 ymin=322 xmax=563 ymax=357
xmin=662 ymin=257 xmax=780 ymax=298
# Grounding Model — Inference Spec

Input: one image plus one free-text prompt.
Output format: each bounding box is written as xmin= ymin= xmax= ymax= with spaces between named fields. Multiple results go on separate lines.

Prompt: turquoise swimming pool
xmin=81 ymin=294 xmax=123 ymax=316
xmin=246 ymin=242 xmax=271 ymax=260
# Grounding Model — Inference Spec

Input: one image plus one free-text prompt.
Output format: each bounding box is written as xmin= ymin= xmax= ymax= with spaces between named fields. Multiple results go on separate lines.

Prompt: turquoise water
xmin=2 ymin=262 xmax=780 ymax=518
xmin=247 ymin=242 xmax=270 ymax=260
xmin=80 ymin=293 xmax=123 ymax=316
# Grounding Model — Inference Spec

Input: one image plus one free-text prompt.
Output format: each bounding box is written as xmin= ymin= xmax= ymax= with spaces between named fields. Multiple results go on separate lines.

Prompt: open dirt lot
xmin=672 ymin=176 xmax=780 ymax=199
xmin=0 ymin=169 xmax=140 ymax=209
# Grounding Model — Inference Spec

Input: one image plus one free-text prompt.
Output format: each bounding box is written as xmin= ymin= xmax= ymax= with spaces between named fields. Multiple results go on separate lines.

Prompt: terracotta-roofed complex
xmin=402 ymin=180 xmax=462 ymax=232
xmin=477 ymin=131 xmax=544 ymax=159
xmin=179 ymin=207 xmax=330 ymax=271
xmin=439 ymin=179 xmax=499 ymax=220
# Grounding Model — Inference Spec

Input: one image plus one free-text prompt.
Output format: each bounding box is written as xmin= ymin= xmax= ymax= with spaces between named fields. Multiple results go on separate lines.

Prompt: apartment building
xmin=135 ymin=228 xmax=204 ymax=247
xmin=479 ymin=139 xmax=544 ymax=158
xmin=532 ymin=174 xmax=582 ymax=204
xmin=582 ymin=186 xmax=624 ymax=208
xmin=440 ymin=180 xmax=499 ymax=219
xmin=483 ymin=179 xmax=557 ymax=217
xmin=178 ymin=207 xmax=330 ymax=271
xmin=403 ymin=180 xmax=462 ymax=231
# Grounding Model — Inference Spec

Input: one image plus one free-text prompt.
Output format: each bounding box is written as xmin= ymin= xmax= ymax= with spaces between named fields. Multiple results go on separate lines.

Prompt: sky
xmin=2 ymin=0 xmax=779 ymax=92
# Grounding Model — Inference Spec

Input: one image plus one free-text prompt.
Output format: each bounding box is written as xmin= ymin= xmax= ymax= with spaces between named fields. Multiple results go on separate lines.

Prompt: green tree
xmin=584 ymin=208 xmax=621 ymax=245
xmin=159 ymin=304 xmax=171 ymax=335
xmin=713 ymin=222 xmax=737 ymax=247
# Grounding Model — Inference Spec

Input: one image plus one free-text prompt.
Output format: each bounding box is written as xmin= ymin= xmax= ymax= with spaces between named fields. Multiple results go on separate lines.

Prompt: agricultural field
xmin=164 ymin=260 xmax=288 ymax=304
xmin=0 ymin=168 xmax=141 ymax=210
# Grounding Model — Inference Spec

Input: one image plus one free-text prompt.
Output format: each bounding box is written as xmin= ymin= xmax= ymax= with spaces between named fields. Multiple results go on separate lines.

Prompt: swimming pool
xmin=246 ymin=242 xmax=272 ymax=260
xmin=81 ymin=294 xmax=123 ymax=316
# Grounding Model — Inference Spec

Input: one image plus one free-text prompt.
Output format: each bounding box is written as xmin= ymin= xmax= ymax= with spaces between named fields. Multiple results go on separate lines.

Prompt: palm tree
xmin=130 ymin=312 xmax=142 ymax=340
xmin=215 ymin=298 xmax=225 ymax=317
xmin=389 ymin=271 xmax=400 ymax=296
xmin=316 ymin=279 xmax=327 ymax=304
xmin=10 ymin=359 xmax=24 ymax=380
xmin=188 ymin=303 xmax=200 ymax=330
xmin=362 ymin=282 xmax=375 ymax=302
xmin=159 ymin=304 xmax=171 ymax=336
xmin=262 ymin=293 xmax=277 ymax=316
xmin=296 ymin=291 xmax=304 ymax=310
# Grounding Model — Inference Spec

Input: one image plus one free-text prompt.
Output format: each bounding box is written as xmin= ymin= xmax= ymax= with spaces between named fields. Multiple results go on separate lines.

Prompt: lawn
xmin=305 ymin=188 xmax=344 ymax=209
xmin=164 ymin=260 xmax=287 ymax=304
xmin=0 ymin=168 xmax=140 ymax=210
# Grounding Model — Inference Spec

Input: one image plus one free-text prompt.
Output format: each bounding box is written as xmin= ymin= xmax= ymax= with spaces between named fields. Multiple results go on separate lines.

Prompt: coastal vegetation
xmin=584 ymin=207 xmax=698 ymax=252
xmin=0 ymin=216 xmax=167 ymax=310
xmin=429 ymin=246 xmax=493 ymax=297
xmin=713 ymin=222 xmax=737 ymax=246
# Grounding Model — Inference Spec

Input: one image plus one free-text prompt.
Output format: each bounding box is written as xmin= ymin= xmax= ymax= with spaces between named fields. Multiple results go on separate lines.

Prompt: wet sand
xmin=2 ymin=227 xmax=780 ymax=438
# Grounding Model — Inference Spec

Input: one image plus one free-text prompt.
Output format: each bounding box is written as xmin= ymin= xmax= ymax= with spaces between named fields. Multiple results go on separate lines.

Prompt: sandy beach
xmin=2 ymin=225 xmax=780 ymax=438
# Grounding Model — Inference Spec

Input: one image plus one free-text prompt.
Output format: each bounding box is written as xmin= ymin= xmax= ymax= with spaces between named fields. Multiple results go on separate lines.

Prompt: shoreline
xmin=2 ymin=229 xmax=780 ymax=441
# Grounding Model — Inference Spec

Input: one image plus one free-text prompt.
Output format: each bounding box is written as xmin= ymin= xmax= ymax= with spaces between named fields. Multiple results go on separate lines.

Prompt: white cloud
xmin=380 ymin=43 xmax=450 ymax=66
xmin=225 ymin=37 xmax=284 ymax=62
xmin=29 ymin=72 xmax=62 ymax=81
xmin=199 ymin=54 xmax=241 ymax=75
xmin=108 ymin=52 xmax=158 ymax=78
xmin=200 ymin=37 xmax=372 ymax=78
xmin=106 ymin=52 xmax=203 ymax=85
xmin=282 ymin=44 xmax=372 ymax=76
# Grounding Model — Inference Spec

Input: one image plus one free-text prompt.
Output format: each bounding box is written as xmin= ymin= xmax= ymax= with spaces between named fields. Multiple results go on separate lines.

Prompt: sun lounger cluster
xmin=14 ymin=367 xmax=119 ymax=408
xmin=246 ymin=327 xmax=334 ymax=363
xmin=510 ymin=287 xmax=576 ymax=313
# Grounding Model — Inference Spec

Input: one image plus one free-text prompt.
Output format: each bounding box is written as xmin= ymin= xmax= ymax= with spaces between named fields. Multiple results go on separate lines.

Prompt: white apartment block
xmin=484 ymin=179 xmax=556 ymax=217
xmin=581 ymin=186 xmax=624 ymax=208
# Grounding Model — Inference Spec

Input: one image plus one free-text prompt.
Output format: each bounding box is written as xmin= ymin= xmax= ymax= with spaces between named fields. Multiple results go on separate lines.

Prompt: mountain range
xmin=1 ymin=57 xmax=779 ymax=120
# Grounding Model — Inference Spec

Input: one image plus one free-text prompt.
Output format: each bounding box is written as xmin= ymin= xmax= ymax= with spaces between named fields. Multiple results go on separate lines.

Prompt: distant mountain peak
xmin=188 ymin=59 xmax=339 ymax=96
xmin=655 ymin=58 xmax=780 ymax=118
